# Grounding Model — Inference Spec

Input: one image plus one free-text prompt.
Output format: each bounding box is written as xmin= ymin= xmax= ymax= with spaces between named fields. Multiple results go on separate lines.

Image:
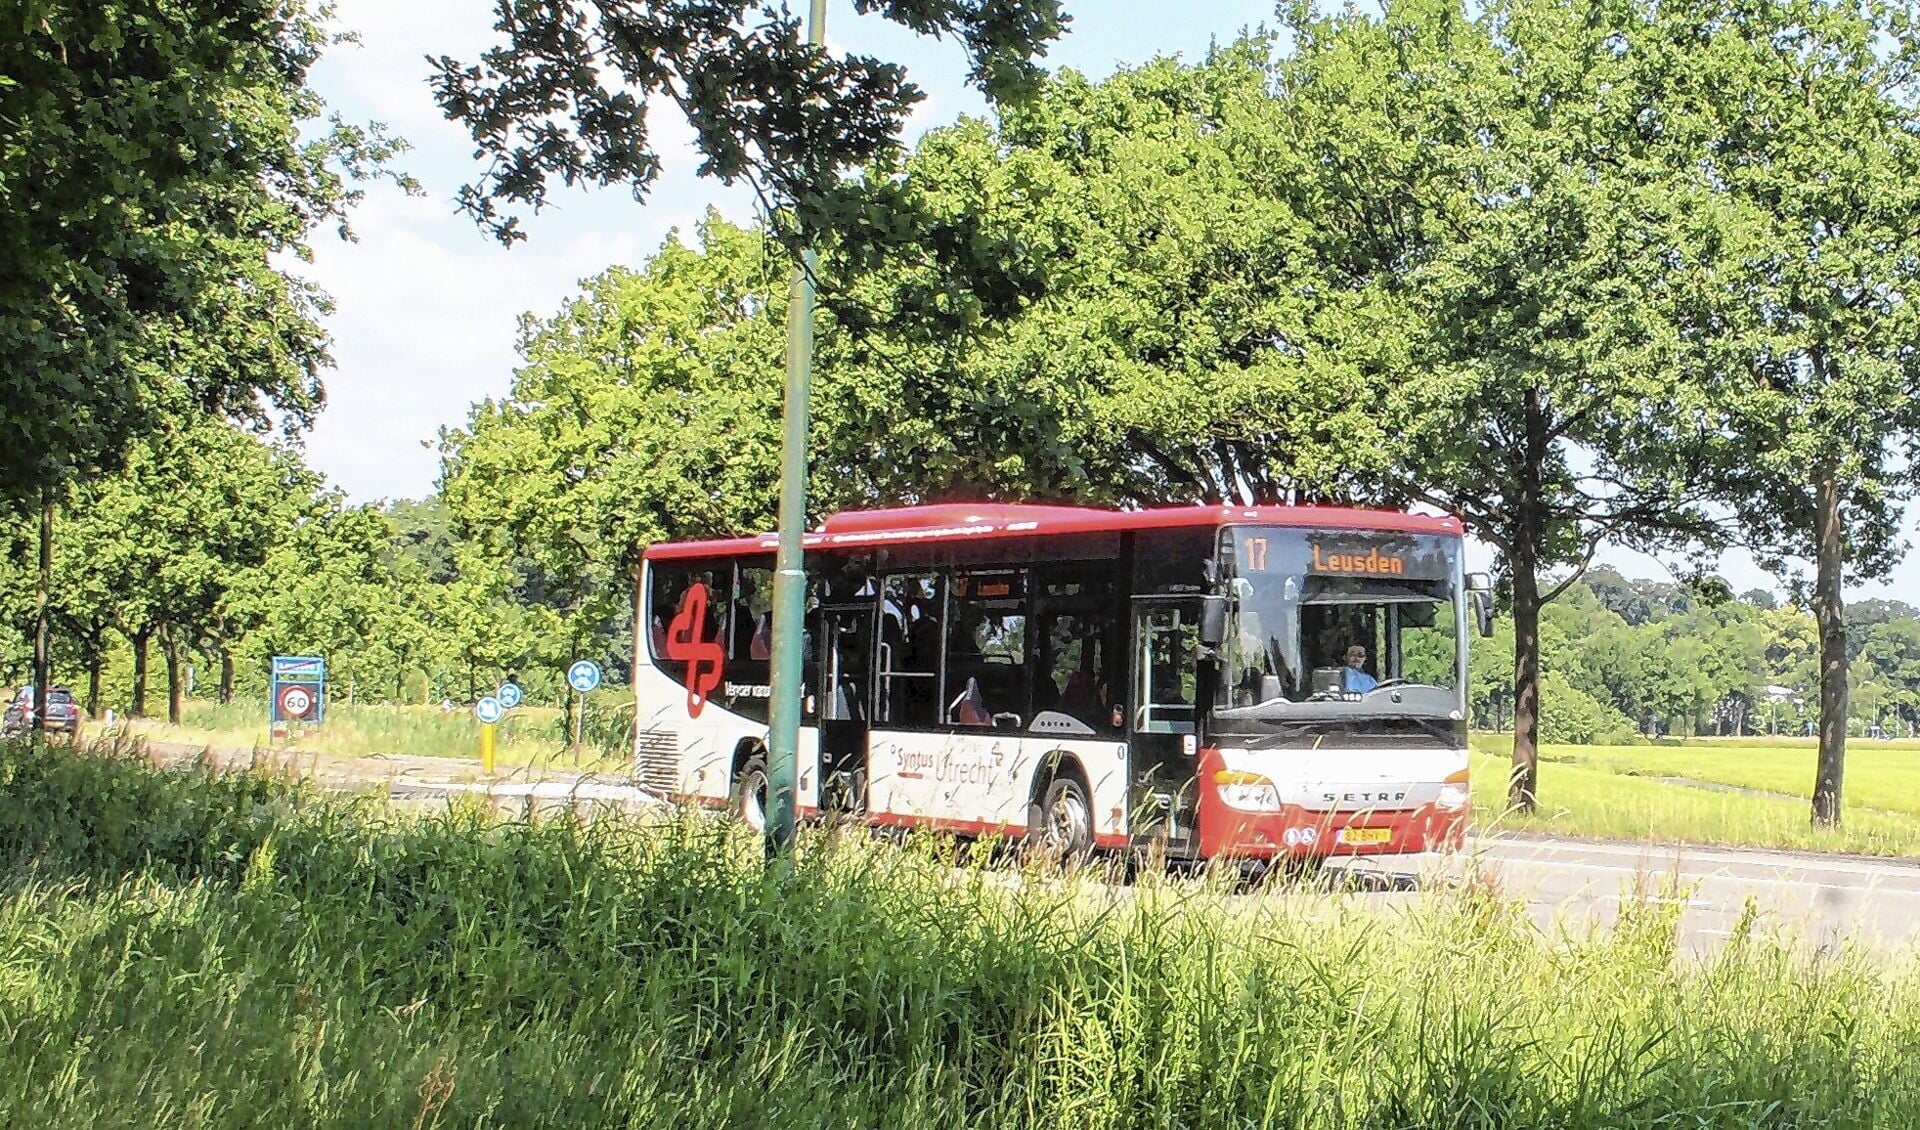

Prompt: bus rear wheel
xmin=733 ymin=754 xmax=769 ymax=833
xmin=1031 ymin=774 xmax=1092 ymax=863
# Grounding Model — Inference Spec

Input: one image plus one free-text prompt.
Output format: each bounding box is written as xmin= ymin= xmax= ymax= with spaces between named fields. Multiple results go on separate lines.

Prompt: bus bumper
xmin=1196 ymin=796 xmax=1468 ymax=859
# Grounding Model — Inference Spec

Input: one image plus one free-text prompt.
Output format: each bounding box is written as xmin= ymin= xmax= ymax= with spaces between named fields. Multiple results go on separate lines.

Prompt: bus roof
xmin=643 ymin=503 xmax=1463 ymax=561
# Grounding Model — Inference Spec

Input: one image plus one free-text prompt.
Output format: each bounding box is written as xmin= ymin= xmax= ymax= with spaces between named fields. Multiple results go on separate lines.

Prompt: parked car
xmin=2 ymin=686 xmax=82 ymax=737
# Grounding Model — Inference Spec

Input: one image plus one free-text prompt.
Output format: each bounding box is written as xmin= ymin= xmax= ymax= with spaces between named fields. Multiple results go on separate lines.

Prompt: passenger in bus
xmin=731 ymin=575 xmax=763 ymax=659
xmin=1342 ymin=645 xmax=1378 ymax=693
xmin=906 ymin=597 xmax=941 ymax=669
xmin=1058 ymin=670 xmax=1100 ymax=726
xmin=948 ymin=677 xmax=992 ymax=727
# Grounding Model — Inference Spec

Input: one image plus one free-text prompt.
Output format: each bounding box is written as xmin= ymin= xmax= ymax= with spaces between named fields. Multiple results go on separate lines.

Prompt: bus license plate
xmin=1338 ymin=827 xmax=1391 ymax=846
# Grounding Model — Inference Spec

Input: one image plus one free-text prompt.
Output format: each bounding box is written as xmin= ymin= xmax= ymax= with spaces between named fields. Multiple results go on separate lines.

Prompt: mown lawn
xmin=1470 ymin=735 xmax=1920 ymax=857
xmin=4 ymin=739 xmax=1920 ymax=1128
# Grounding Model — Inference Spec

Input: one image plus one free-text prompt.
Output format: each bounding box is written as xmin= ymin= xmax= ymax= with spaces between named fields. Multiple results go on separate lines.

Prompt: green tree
xmin=65 ymin=421 xmax=319 ymax=721
xmin=440 ymin=217 xmax=795 ymax=721
xmin=1277 ymin=0 xmax=1733 ymax=809
xmin=430 ymin=0 xmax=1067 ymax=245
xmin=1643 ymin=0 xmax=1920 ymax=824
xmin=1 ymin=0 xmax=406 ymax=727
xmin=816 ymin=48 xmax=1398 ymax=506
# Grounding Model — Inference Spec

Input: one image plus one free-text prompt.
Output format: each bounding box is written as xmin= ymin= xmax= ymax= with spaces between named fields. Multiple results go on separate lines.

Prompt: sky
xmin=299 ymin=0 xmax=1916 ymax=602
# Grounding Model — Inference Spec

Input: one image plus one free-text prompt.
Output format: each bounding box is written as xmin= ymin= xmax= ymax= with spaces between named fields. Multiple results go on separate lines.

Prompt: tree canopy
xmin=0 ymin=0 xmax=408 ymax=504
xmin=430 ymin=0 xmax=1068 ymax=244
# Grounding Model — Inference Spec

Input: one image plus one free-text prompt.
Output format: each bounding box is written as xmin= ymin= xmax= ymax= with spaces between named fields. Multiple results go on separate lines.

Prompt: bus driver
xmin=1342 ymin=645 xmax=1378 ymax=693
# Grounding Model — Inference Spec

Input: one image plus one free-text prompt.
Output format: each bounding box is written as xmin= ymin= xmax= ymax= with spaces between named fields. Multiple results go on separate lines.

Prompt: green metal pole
xmin=766 ymin=0 xmax=827 ymax=859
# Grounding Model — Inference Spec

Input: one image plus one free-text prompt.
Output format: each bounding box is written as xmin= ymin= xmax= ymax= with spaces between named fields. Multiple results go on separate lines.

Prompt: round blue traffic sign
xmin=567 ymin=660 xmax=603 ymax=693
xmin=496 ymin=682 xmax=523 ymax=710
xmin=474 ymin=696 xmax=504 ymax=725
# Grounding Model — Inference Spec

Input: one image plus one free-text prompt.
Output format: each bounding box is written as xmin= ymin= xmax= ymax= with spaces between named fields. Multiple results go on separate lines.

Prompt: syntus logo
xmin=665 ymin=582 xmax=725 ymax=717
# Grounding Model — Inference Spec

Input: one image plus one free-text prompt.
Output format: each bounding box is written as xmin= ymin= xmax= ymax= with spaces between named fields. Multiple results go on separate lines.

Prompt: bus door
xmin=814 ymin=602 xmax=873 ymax=814
xmin=1128 ymin=599 xmax=1201 ymax=855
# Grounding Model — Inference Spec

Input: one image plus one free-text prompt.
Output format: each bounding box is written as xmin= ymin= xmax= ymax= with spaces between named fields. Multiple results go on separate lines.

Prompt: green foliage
xmin=429 ymin=0 xmax=1067 ymax=245
xmin=823 ymin=47 xmax=1401 ymax=505
xmin=6 ymin=742 xmax=1920 ymax=1125
xmin=0 ymin=0 xmax=408 ymax=502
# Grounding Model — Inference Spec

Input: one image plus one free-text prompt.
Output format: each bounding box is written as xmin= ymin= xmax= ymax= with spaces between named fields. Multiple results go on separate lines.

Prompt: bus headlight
xmin=1437 ymin=769 xmax=1470 ymax=811
xmin=1214 ymin=770 xmax=1283 ymax=812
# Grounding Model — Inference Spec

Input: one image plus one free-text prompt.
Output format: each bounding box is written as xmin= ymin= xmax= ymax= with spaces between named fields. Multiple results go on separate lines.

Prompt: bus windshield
xmin=1217 ymin=526 xmax=1463 ymax=719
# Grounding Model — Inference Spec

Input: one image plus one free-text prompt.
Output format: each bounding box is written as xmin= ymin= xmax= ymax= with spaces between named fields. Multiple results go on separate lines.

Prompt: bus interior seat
xmin=948 ymin=677 xmax=992 ymax=727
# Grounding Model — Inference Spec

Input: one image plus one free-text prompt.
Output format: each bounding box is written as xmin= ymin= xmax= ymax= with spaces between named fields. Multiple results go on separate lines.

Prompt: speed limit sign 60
xmin=277 ymin=683 xmax=317 ymax=720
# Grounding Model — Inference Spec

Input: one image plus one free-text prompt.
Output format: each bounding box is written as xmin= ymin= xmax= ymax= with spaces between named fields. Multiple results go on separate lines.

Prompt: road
xmin=141 ymin=739 xmax=1920 ymax=955
xmin=1334 ymin=836 xmax=1920 ymax=956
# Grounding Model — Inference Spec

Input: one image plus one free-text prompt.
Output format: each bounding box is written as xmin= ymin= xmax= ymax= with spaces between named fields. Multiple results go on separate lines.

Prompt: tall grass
xmin=4 ymin=738 xmax=1920 ymax=1127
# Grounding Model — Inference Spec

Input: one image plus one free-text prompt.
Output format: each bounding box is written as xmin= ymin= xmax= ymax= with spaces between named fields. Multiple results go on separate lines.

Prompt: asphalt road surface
xmin=1333 ymin=836 xmax=1920 ymax=956
xmin=140 ymin=741 xmax=1920 ymax=957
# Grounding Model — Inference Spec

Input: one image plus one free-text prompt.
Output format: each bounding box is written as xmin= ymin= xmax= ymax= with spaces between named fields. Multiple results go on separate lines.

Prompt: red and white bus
xmin=635 ymin=503 xmax=1490 ymax=862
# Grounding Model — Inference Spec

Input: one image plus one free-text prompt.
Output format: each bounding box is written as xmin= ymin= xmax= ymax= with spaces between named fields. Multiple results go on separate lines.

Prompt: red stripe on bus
xmin=868 ymin=811 xmax=1029 ymax=839
xmin=643 ymin=502 xmax=1461 ymax=559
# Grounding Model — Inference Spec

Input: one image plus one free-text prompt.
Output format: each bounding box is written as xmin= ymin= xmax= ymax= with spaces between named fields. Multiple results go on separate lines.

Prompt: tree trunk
xmin=1507 ymin=386 xmax=1549 ymax=814
xmin=212 ymin=613 xmax=234 ymax=704
xmin=32 ymin=485 xmax=54 ymax=734
xmin=1810 ymin=464 xmax=1848 ymax=828
xmin=131 ymin=630 xmax=151 ymax=717
xmin=1509 ymin=553 xmax=1543 ymax=813
xmin=86 ymin=645 xmax=103 ymax=719
xmin=162 ymin=625 xmax=184 ymax=725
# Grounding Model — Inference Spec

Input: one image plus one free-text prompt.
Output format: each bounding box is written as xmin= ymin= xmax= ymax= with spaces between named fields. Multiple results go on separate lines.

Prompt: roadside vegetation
xmin=119 ymin=699 xmax=633 ymax=773
xmin=88 ymin=696 xmax=1920 ymax=858
xmin=3 ymin=738 xmax=1920 ymax=1128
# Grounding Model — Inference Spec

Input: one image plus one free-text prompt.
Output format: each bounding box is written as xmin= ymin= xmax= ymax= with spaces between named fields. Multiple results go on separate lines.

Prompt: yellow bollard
xmin=481 ymin=721 xmax=495 ymax=775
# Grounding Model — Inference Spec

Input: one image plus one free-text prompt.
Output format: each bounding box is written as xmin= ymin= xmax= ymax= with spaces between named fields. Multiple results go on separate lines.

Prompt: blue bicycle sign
xmin=567 ymin=660 xmax=603 ymax=694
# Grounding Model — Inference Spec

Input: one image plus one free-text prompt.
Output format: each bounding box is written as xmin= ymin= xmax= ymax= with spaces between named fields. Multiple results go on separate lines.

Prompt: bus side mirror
xmin=1466 ymin=573 xmax=1495 ymax=638
xmin=1198 ymin=595 xmax=1228 ymax=650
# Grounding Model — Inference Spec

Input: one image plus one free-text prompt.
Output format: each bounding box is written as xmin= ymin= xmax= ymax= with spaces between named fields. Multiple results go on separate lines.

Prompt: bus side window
xmin=731 ymin=565 xmax=774 ymax=662
xmin=878 ymin=574 xmax=941 ymax=727
xmin=1038 ymin=613 xmax=1107 ymax=728
xmin=944 ymin=571 xmax=1029 ymax=729
xmin=650 ymin=564 xmax=719 ymax=660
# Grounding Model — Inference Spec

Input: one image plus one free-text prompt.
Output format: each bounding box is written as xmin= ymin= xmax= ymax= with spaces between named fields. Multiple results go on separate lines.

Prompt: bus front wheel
xmin=733 ymin=754 xmax=769 ymax=833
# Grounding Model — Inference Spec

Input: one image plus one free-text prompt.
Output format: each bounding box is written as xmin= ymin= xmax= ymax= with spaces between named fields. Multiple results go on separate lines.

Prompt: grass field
xmin=1470 ymin=734 xmax=1920 ymax=857
xmin=4 ymin=739 xmax=1920 ymax=1127
xmin=119 ymin=698 xmax=631 ymax=773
